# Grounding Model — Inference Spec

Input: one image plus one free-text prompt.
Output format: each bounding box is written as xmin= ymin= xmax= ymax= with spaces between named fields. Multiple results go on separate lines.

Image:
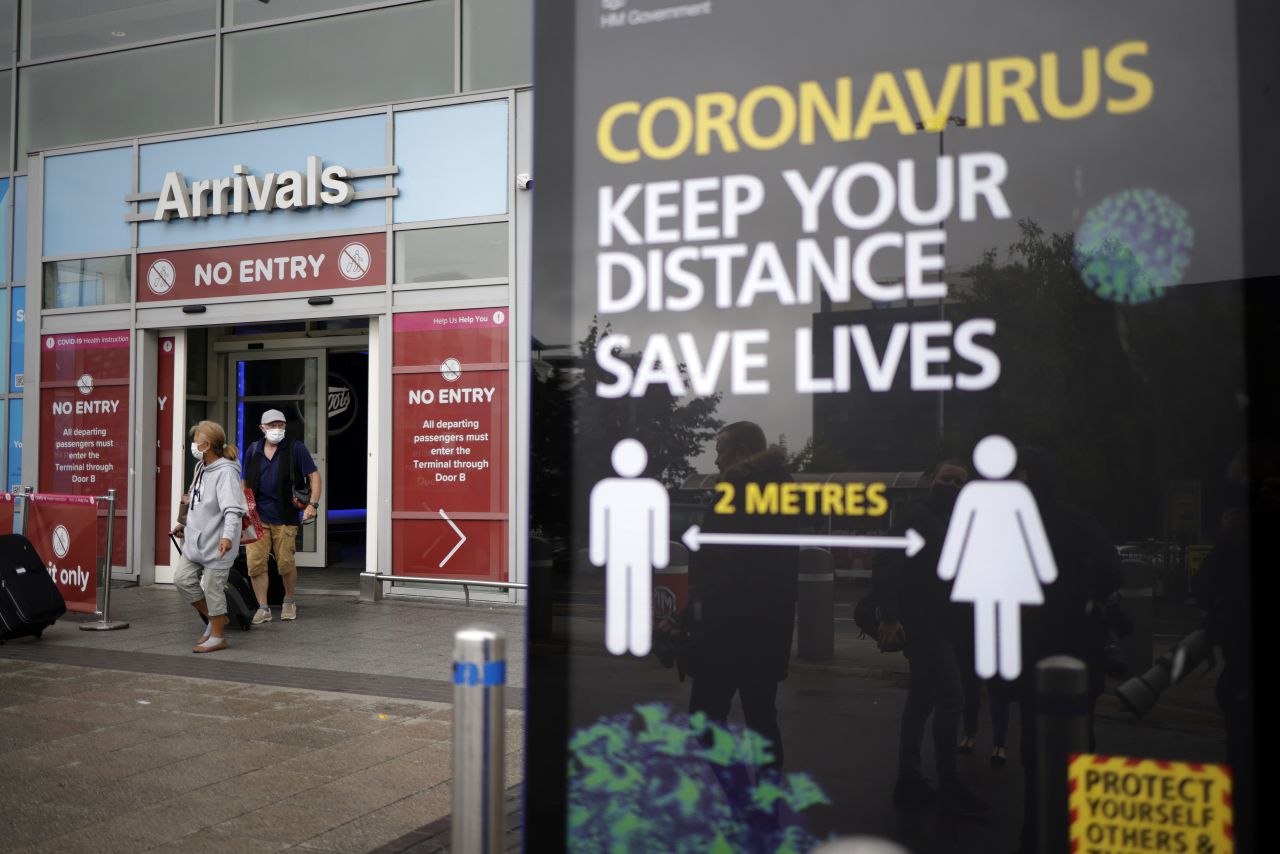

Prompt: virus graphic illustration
xmin=1073 ymin=189 xmax=1194 ymax=304
xmin=567 ymin=703 xmax=830 ymax=853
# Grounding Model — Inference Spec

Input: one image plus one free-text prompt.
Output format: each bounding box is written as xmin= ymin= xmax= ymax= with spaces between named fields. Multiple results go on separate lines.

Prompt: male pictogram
xmin=938 ymin=435 xmax=1057 ymax=680
xmin=589 ymin=438 xmax=669 ymax=656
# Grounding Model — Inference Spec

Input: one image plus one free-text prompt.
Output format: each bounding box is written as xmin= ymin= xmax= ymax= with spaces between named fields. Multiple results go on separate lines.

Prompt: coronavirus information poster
xmin=529 ymin=2 xmax=1272 ymax=852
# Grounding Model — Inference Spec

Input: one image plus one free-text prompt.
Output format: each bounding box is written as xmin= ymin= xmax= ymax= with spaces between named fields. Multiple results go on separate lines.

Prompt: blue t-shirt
xmin=250 ymin=440 xmax=317 ymax=525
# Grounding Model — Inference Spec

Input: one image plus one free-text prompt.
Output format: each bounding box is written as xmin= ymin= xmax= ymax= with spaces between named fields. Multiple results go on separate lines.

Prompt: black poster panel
xmin=531 ymin=2 xmax=1275 ymax=851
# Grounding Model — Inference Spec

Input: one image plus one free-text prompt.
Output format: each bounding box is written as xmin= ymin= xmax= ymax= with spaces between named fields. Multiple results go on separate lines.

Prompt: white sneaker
xmin=252 ymin=608 xmax=272 ymax=625
xmin=281 ymin=602 xmax=297 ymax=621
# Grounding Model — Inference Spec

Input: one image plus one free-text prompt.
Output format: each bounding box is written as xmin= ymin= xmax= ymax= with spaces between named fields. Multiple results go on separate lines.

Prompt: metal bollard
xmin=453 ymin=626 xmax=506 ymax=854
xmin=1118 ymin=559 xmax=1154 ymax=676
xmin=1035 ymin=656 xmax=1090 ymax=854
xmin=797 ymin=547 xmax=834 ymax=661
xmin=17 ymin=486 xmax=31 ymax=537
xmin=81 ymin=489 xmax=129 ymax=632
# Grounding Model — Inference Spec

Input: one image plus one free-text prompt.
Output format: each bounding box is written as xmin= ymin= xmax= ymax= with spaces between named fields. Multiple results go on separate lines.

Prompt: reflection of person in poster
xmin=685 ymin=422 xmax=797 ymax=767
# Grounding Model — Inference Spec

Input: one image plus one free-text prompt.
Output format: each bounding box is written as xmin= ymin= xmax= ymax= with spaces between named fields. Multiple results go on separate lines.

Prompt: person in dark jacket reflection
xmin=686 ymin=421 xmax=798 ymax=768
xmin=875 ymin=459 xmax=989 ymax=816
xmin=1012 ymin=446 xmax=1122 ymax=854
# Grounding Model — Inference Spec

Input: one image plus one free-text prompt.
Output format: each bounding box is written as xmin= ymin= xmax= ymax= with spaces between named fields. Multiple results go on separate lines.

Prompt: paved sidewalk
xmin=0 ymin=585 xmax=526 ymax=853
xmin=28 ymin=584 xmax=525 ymax=692
xmin=0 ymin=659 xmax=522 ymax=853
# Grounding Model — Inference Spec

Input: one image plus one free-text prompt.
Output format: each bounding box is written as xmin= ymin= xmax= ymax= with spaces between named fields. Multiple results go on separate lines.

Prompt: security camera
xmin=516 ymin=173 xmax=534 ymax=191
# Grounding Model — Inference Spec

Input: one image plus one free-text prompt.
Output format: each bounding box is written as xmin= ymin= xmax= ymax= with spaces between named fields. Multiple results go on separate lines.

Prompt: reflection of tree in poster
xmin=532 ymin=321 xmax=723 ymax=544
xmin=951 ymin=221 xmax=1244 ymax=538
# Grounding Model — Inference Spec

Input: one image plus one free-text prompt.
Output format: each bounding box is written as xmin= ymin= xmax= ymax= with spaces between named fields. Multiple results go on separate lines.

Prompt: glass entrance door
xmin=227 ymin=350 xmax=327 ymax=567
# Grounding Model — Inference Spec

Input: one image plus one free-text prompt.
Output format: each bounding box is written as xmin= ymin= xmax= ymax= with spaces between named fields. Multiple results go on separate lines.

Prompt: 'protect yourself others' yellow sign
xmin=1069 ymin=754 xmax=1233 ymax=854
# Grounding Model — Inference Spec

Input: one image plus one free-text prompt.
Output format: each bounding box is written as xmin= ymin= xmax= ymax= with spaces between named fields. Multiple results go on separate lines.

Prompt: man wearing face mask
xmin=241 ymin=409 xmax=321 ymax=623
xmin=874 ymin=459 xmax=988 ymax=816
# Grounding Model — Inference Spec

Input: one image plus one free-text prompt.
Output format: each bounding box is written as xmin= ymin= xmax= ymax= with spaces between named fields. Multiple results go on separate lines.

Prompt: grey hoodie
xmin=182 ymin=456 xmax=247 ymax=570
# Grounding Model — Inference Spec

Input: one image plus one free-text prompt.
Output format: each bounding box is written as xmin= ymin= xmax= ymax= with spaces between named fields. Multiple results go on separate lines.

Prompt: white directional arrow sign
xmin=438 ymin=509 xmax=467 ymax=567
xmin=682 ymin=525 xmax=925 ymax=557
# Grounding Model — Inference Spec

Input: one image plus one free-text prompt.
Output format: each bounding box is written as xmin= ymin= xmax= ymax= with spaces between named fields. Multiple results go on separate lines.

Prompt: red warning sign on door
xmin=391 ymin=308 xmax=508 ymax=581
xmin=137 ymin=233 xmax=385 ymax=302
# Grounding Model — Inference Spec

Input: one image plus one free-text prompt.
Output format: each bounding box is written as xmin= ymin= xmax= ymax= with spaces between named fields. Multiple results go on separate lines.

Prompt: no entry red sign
xmin=39 ymin=331 xmax=129 ymax=567
xmin=136 ymin=233 xmax=385 ymax=302
xmin=392 ymin=308 xmax=509 ymax=581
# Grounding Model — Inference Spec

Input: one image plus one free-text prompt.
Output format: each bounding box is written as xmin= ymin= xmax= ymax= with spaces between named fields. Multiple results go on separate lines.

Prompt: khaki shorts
xmin=246 ymin=523 xmax=298 ymax=577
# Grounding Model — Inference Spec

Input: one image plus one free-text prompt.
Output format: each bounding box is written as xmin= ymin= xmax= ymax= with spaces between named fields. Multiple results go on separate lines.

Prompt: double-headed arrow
xmin=682 ymin=525 xmax=925 ymax=557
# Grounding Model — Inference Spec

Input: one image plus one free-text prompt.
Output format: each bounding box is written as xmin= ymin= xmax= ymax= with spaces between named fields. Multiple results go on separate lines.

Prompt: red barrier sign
xmin=26 ymin=494 xmax=99 ymax=614
xmin=39 ymin=331 xmax=129 ymax=566
xmin=137 ymin=233 xmax=385 ymax=302
xmin=392 ymin=308 xmax=509 ymax=581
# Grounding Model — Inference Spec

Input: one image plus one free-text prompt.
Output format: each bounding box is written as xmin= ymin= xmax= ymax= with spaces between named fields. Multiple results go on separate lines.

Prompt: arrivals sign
xmin=391 ymin=308 xmax=508 ymax=580
xmin=136 ymin=233 xmax=385 ymax=302
xmin=39 ymin=331 xmax=129 ymax=567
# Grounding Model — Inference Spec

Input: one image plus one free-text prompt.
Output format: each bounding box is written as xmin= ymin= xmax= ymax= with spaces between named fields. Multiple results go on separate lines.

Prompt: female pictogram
xmin=938 ymin=435 xmax=1057 ymax=680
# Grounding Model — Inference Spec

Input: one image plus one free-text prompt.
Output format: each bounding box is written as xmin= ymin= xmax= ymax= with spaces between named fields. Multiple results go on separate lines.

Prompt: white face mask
xmin=265 ymin=428 xmax=285 ymax=444
xmin=190 ymin=441 xmax=206 ymax=460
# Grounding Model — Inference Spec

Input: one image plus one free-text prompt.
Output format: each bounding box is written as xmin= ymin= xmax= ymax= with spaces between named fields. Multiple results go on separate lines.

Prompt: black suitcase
xmin=224 ymin=570 xmax=255 ymax=631
xmin=232 ymin=548 xmax=285 ymax=607
xmin=0 ymin=533 xmax=67 ymax=643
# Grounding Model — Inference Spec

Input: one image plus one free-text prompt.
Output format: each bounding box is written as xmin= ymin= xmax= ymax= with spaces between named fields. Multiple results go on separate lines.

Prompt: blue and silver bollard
xmin=453 ymin=626 xmax=507 ymax=854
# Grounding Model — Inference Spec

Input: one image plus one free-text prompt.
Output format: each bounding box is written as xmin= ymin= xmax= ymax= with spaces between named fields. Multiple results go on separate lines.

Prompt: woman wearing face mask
xmin=170 ymin=421 xmax=247 ymax=653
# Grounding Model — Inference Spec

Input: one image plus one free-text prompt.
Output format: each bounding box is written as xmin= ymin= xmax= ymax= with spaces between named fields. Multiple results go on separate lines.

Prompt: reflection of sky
xmin=540 ymin=1 xmax=1242 ymax=468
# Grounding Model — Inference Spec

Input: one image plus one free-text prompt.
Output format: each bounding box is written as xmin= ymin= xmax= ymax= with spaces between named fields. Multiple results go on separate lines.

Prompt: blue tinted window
xmin=394 ymin=101 xmax=509 ymax=223
xmin=43 ymin=147 xmax=133 ymax=258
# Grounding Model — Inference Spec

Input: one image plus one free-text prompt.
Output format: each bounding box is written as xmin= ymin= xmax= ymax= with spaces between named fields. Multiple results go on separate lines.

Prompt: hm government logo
xmin=600 ymin=0 xmax=712 ymax=29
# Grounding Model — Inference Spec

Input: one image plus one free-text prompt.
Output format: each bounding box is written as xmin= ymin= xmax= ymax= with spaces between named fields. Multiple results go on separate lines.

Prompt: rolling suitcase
xmin=0 ymin=533 xmax=68 ymax=644
xmin=232 ymin=548 xmax=284 ymax=607
xmin=224 ymin=570 xmax=256 ymax=631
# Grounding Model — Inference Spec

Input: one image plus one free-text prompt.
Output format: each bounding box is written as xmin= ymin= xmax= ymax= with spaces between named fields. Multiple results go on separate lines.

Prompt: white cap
xmin=260 ymin=409 xmax=286 ymax=425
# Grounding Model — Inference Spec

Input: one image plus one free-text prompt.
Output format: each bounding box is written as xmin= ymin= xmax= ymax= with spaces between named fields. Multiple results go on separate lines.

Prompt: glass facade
xmin=222 ymin=3 xmax=455 ymax=124
xmin=20 ymin=0 xmax=215 ymax=58
xmin=0 ymin=0 xmax=533 ymax=496
xmin=395 ymin=222 xmax=509 ymax=283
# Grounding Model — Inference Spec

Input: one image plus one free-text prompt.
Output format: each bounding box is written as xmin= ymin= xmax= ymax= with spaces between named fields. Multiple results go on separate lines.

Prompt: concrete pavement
xmin=0 ymin=584 xmax=525 ymax=853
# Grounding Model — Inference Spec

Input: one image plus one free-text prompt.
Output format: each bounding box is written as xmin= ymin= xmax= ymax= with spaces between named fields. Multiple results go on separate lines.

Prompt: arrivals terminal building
xmin=0 ymin=0 xmax=533 ymax=600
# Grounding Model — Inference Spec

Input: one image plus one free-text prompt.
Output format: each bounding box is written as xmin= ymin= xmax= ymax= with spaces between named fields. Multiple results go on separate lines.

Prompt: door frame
xmin=226 ymin=348 xmax=329 ymax=568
